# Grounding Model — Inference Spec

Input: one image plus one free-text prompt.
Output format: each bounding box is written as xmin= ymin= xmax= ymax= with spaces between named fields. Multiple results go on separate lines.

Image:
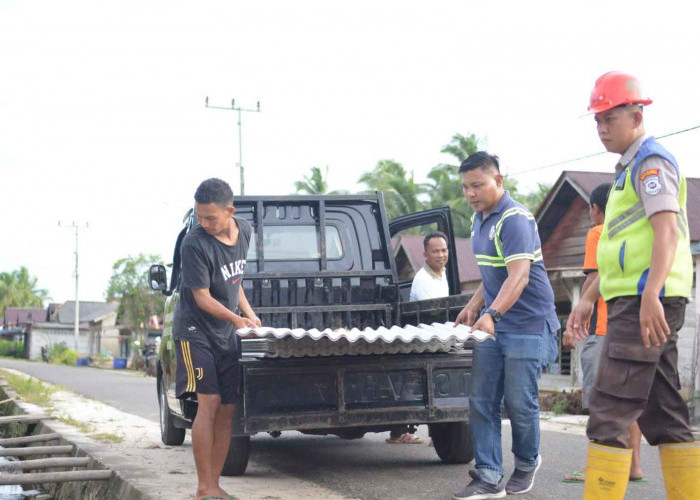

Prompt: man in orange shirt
xmin=563 ymin=183 xmax=644 ymax=483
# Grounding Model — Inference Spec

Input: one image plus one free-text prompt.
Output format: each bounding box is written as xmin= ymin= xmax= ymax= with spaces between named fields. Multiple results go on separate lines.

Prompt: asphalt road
xmin=0 ymin=358 xmax=159 ymax=421
xmin=0 ymin=359 xmax=668 ymax=500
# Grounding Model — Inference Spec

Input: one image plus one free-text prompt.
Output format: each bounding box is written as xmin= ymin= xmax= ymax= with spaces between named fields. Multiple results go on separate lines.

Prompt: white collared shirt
xmin=409 ymin=264 xmax=449 ymax=301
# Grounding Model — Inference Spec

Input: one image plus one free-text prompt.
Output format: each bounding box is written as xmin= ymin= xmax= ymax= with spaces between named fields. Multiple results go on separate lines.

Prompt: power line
xmin=511 ymin=124 xmax=700 ymax=176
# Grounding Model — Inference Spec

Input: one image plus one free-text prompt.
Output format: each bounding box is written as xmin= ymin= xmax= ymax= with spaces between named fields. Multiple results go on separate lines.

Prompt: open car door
xmin=389 ymin=207 xmax=461 ymax=302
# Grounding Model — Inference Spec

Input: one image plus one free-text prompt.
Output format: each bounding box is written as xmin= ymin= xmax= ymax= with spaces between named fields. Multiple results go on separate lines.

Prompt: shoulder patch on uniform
xmin=640 ymin=168 xmax=660 ymax=181
xmin=643 ymin=175 xmax=662 ymax=195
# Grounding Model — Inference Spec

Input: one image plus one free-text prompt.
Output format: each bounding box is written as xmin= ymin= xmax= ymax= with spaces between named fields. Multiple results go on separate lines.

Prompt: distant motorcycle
xmin=41 ymin=346 xmax=51 ymax=363
xmin=142 ymin=341 xmax=158 ymax=377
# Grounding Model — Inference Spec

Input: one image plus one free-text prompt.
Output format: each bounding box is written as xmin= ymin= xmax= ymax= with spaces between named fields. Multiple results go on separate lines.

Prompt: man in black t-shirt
xmin=172 ymin=178 xmax=259 ymax=500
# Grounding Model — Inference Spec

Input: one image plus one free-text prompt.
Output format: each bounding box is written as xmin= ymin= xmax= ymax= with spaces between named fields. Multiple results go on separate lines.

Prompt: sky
xmin=2 ymin=1 xmax=700 ymax=303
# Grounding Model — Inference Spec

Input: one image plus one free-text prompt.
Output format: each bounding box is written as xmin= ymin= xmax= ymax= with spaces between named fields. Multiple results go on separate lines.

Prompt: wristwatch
xmin=484 ymin=308 xmax=502 ymax=323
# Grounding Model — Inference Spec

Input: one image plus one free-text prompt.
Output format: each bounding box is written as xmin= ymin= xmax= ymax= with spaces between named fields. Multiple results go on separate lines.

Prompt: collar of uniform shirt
xmin=475 ymin=190 xmax=513 ymax=223
xmin=616 ymin=134 xmax=648 ymax=175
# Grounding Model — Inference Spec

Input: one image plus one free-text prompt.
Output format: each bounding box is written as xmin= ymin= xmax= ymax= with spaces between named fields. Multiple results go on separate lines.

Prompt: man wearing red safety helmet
xmin=568 ymin=72 xmax=698 ymax=499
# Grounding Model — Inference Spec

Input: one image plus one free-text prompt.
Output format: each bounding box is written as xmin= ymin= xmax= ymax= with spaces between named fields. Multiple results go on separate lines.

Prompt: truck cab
xmin=149 ymin=192 xmax=477 ymax=475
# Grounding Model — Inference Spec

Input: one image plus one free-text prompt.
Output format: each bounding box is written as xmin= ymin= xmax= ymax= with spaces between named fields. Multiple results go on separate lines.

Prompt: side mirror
xmin=148 ymin=265 xmax=169 ymax=294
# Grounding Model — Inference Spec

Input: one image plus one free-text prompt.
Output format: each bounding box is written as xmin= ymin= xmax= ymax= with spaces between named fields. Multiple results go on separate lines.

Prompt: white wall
xmin=28 ymin=326 xmax=93 ymax=360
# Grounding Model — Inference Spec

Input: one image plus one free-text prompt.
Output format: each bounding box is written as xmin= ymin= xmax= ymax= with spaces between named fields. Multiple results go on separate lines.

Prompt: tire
xmin=221 ymin=436 xmax=251 ymax=476
xmin=159 ymin=377 xmax=186 ymax=446
xmin=428 ymin=421 xmax=473 ymax=464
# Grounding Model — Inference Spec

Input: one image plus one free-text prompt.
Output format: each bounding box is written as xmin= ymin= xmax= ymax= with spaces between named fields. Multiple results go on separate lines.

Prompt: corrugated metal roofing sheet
xmin=238 ymin=322 xmax=493 ymax=358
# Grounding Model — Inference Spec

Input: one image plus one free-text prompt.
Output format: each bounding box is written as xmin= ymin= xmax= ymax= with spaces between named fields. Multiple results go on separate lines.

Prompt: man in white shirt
xmin=387 ymin=232 xmax=450 ymax=445
xmin=409 ymin=231 xmax=450 ymax=301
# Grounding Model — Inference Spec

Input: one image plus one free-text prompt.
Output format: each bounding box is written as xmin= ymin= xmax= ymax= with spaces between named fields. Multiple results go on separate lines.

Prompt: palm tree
xmin=0 ymin=267 xmax=50 ymax=316
xmin=426 ymin=133 xmax=481 ymax=236
xmin=440 ymin=133 xmax=479 ymax=163
xmin=519 ymin=182 xmax=552 ymax=214
xmin=358 ymin=160 xmax=426 ymax=220
xmin=294 ymin=166 xmax=348 ymax=195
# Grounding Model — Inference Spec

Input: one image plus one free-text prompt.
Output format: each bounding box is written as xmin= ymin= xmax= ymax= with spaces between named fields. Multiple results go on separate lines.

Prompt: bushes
xmin=0 ymin=340 xmax=24 ymax=358
xmin=539 ymin=390 xmax=584 ymax=415
xmin=49 ymin=342 xmax=78 ymax=366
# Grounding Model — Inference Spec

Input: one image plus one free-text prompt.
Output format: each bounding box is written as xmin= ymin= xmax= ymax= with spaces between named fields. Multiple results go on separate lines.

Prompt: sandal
xmin=386 ymin=433 xmax=424 ymax=444
xmin=562 ymin=471 xmax=586 ymax=483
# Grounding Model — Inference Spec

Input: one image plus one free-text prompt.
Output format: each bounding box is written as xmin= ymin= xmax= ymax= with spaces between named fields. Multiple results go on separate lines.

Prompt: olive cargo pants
xmin=587 ymin=296 xmax=694 ymax=448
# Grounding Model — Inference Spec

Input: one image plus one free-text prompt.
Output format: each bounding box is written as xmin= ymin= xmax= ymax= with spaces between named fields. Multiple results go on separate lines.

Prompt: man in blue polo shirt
xmin=452 ymin=152 xmax=559 ymax=500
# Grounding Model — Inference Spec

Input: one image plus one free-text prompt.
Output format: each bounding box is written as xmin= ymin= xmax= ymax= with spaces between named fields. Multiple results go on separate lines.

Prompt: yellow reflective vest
xmin=597 ymin=137 xmax=692 ymax=301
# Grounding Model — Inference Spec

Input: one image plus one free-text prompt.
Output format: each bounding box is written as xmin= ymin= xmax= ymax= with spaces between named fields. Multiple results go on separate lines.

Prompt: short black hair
xmin=589 ymin=183 xmax=612 ymax=214
xmin=194 ymin=178 xmax=234 ymax=207
xmin=424 ymin=231 xmax=448 ymax=250
xmin=458 ymin=151 xmax=500 ymax=173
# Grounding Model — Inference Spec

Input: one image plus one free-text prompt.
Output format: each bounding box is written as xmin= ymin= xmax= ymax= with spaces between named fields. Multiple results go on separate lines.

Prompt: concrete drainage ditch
xmin=0 ymin=377 xmax=143 ymax=500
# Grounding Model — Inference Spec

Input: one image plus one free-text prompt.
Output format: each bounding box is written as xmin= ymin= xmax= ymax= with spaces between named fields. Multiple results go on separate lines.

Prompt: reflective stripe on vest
xmin=473 ymin=206 xmax=543 ymax=268
xmin=597 ymin=138 xmax=692 ymax=301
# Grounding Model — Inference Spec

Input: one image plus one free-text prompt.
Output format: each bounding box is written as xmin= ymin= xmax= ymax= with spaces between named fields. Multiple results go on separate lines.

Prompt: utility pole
xmin=59 ymin=221 xmax=88 ymax=352
xmin=205 ymin=97 xmax=261 ymax=195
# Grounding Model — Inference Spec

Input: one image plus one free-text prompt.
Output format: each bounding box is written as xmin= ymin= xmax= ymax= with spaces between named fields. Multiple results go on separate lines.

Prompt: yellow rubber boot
xmin=583 ymin=442 xmax=632 ymax=500
xmin=659 ymin=441 xmax=700 ymax=500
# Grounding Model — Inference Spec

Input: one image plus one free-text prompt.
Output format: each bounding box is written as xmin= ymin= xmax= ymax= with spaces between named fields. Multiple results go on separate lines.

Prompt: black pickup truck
xmin=149 ymin=193 xmax=476 ymax=475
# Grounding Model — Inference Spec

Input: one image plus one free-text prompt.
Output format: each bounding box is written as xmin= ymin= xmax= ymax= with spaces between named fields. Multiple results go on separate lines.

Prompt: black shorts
xmin=175 ymin=340 xmax=240 ymax=405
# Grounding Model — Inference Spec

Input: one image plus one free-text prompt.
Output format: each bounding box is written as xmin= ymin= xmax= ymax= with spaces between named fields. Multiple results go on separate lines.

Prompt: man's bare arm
xmin=470 ymin=259 xmax=531 ymax=335
xmin=640 ymin=211 xmax=678 ymax=347
xmin=488 ymin=259 xmax=530 ymax=315
xmin=191 ymin=288 xmax=255 ymax=329
xmin=455 ymin=283 xmax=484 ymax=327
xmin=567 ymin=274 xmax=600 ymax=341
xmin=564 ymin=271 xmax=598 ymax=347
xmin=238 ymin=286 xmax=261 ymax=327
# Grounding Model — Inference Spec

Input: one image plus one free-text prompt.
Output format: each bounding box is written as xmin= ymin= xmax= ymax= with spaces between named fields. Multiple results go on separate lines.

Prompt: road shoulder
xmin=1 ymin=367 xmax=350 ymax=500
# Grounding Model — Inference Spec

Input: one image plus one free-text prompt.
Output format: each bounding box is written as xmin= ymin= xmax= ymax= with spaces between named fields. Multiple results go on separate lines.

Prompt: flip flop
xmin=562 ymin=471 xmax=586 ymax=483
xmin=629 ymin=477 xmax=649 ymax=483
xmin=386 ymin=433 xmax=424 ymax=444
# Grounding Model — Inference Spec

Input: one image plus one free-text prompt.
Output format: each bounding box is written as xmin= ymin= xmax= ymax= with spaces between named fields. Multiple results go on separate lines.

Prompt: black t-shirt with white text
xmin=172 ymin=217 xmax=252 ymax=352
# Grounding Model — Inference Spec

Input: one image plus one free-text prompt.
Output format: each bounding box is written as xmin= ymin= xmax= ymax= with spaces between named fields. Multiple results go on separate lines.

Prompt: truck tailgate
xmin=240 ymin=352 xmax=473 ymax=433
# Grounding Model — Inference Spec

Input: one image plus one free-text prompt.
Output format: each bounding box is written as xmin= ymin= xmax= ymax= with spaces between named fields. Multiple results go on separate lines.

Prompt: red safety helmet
xmin=588 ymin=71 xmax=652 ymax=114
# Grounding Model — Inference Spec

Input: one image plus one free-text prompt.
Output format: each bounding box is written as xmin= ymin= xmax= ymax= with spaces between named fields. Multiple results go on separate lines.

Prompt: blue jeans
xmin=469 ymin=327 xmax=551 ymax=485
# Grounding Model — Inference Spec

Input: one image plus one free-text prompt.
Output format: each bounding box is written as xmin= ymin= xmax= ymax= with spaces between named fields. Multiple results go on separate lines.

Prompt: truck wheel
xmin=221 ymin=436 xmax=251 ymax=476
xmin=429 ymin=421 xmax=473 ymax=464
xmin=159 ymin=377 xmax=186 ymax=446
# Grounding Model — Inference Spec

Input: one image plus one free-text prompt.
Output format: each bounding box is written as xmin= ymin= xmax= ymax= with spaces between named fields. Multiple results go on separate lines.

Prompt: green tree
xmin=426 ymin=133 xmax=481 ymax=237
xmin=0 ymin=267 xmax=50 ymax=316
xmin=440 ymin=133 xmax=480 ymax=164
xmin=294 ymin=166 xmax=348 ymax=195
xmin=358 ymin=159 xmax=426 ymax=220
xmin=426 ymin=133 xmax=551 ymax=236
xmin=105 ymin=254 xmax=165 ymax=337
xmin=519 ymin=182 xmax=552 ymax=214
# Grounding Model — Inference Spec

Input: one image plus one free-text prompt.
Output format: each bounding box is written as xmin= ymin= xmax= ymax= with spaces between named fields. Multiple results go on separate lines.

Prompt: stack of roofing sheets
xmin=238 ymin=322 xmax=493 ymax=358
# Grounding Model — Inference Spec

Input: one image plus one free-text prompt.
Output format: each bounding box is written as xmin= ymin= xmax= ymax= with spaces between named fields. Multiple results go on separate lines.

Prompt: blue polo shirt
xmin=471 ymin=191 xmax=560 ymax=335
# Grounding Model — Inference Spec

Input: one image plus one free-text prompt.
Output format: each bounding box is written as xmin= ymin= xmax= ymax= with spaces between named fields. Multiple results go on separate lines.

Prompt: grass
xmin=551 ymin=400 xmax=567 ymax=416
xmin=90 ymin=432 xmax=124 ymax=444
xmin=57 ymin=415 xmax=94 ymax=434
xmin=1 ymin=371 xmax=56 ymax=406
